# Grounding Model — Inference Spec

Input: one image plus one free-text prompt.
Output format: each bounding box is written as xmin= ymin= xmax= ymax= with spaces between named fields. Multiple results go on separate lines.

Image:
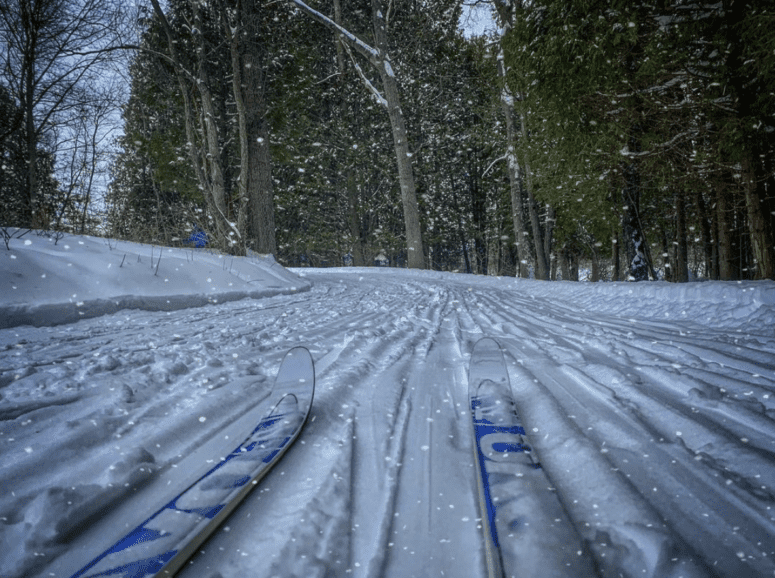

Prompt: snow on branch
xmin=619 ymin=129 xmax=698 ymax=158
xmin=482 ymin=154 xmax=508 ymax=178
xmin=289 ymin=0 xmax=380 ymax=64
xmin=641 ymin=73 xmax=687 ymax=95
xmin=343 ymin=42 xmax=387 ymax=108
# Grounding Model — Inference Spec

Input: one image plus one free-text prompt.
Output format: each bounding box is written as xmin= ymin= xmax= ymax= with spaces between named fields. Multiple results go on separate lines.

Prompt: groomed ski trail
xmin=2 ymin=268 xmax=773 ymax=578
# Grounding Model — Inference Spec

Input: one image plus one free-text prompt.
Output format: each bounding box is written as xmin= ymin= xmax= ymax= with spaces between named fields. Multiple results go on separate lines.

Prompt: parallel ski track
xmin=456 ymin=279 xmax=775 ymax=577
xmin=5 ymin=270 xmax=774 ymax=578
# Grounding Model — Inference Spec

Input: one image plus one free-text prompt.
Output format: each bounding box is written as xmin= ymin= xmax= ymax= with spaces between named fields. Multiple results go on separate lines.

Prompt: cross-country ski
xmin=67 ymin=347 xmax=314 ymax=578
xmin=469 ymin=337 xmax=595 ymax=578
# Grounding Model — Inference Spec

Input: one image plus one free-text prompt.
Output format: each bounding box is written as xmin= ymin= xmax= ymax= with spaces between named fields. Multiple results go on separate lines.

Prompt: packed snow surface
xmin=1 ymin=231 xmax=775 ymax=578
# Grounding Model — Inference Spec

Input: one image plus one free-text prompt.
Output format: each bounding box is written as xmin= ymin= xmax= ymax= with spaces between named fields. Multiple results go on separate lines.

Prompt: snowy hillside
xmin=1 ymin=231 xmax=775 ymax=578
xmin=0 ymin=230 xmax=310 ymax=329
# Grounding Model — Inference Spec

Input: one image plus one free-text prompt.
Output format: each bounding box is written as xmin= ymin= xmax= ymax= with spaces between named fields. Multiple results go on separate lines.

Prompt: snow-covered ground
xmin=1 ymin=231 xmax=775 ymax=578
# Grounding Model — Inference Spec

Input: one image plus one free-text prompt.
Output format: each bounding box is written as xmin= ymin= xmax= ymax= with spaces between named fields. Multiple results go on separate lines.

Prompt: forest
xmin=2 ymin=0 xmax=774 ymax=281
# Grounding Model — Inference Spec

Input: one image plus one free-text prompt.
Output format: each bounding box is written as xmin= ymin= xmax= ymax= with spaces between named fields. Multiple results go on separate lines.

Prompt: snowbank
xmin=0 ymin=231 xmax=311 ymax=328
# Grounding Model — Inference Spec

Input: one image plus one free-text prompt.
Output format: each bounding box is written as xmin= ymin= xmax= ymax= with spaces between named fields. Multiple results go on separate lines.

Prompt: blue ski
xmin=469 ymin=338 xmax=598 ymax=578
xmin=68 ymin=347 xmax=315 ymax=578
xmin=469 ymin=338 xmax=538 ymax=578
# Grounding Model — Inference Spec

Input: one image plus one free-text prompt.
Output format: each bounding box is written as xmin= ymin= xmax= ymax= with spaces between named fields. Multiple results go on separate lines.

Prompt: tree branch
xmin=288 ymin=0 xmax=380 ymax=65
xmin=619 ymin=129 xmax=698 ymax=158
xmin=342 ymin=42 xmax=387 ymax=107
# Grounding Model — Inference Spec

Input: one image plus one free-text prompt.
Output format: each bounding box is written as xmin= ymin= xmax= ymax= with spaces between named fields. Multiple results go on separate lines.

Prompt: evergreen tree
xmin=501 ymin=0 xmax=775 ymax=280
xmin=109 ymin=0 xmax=320 ymax=254
xmin=106 ymin=10 xmax=203 ymax=244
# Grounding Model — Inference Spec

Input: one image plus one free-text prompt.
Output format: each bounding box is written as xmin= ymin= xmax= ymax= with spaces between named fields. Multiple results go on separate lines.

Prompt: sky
xmin=459 ymin=2 xmax=498 ymax=37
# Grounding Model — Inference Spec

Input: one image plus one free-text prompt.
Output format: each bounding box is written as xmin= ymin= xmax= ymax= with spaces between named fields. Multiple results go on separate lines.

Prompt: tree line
xmin=2 ymin=0 xmax=773 ymax=280
xmin=1 ymin=0 xmax=130 ymax=233
xmin=501 ymin=0 xmax=775 ymax=281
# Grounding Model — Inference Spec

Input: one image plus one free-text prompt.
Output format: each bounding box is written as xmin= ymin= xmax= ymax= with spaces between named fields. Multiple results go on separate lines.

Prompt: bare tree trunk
xmin=450 ymin=174 xmax=472 ymax=273
xmin=240 ymin=1 xmax=277 ymax=255
xmin=225 ymin=7 xmax=249 ymax=255
xmin=347 ymin=176 xmax=367 ymax=266
xmin=25 ymin=66 xmax=39 ymax=227
xmin=544 ymin=203 xmax=555 ymax=275
xmin=716 ymin=185 xmax=738 ymax=280
xmin=370 ymin=0 xmax=423 ymax=268
xmin=18 ymin=0 xmax=41 ymax=227
xmin=333 ymin=0 xmax=365 ymax=266
xmin=611 ymin=188 xmax=622 ymax=280
xmin=230 ymin=22 xmax=277 ymax=257
xmin=380 ymin=71 xmax=424 ymax=268
xmin=509 ymin=107 xmax=551 ymax=281
xmin=496 ymin=49 xmax=529 ymax=278
xmin=675 ymin=191 xmax=689 ymax=282
xmin=745 ymin=185 xmax=775 ymax=280
xmin=522 ymin=145 xmax=550 ymax=280
xmin=590 ymin=249 xmax=600 ymax=282
xmin=560 ymin=248 xmax=578 ymax=281
xmin=333 ymin=0 xmax=345 ymax=74
xmin=248 ymin=122 xmax=277 ymax=255
xmin=695 ymin=189 xmax=715 ymax=278
xmin=492 ymin=0 xmax=551 ymax=280
xmin=661 ymin=229 xmax=673 ymax=282
xmin=191 ymin=3 xmax=231 ymax=246
xmin=78 ymin=119 xmax=99 ymax=234
xmin=739 ymin=151 xmax=775 ymax=279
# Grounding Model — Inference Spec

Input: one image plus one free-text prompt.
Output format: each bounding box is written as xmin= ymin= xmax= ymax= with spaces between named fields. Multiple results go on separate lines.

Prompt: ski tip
xmin=280 ymin=347 xmax=315 ymax=377
xmin=473 ymin=336 xmax=501 ymax=349
xmin=284 ymin=345 xmax=313 ymax=362
xmin=274 ymin=347 xmax=315 ymax=414
xmin=469 ymin=338 xmax=510 ymax=395
xmin=471 ymin=337 xmax=504 ymax=357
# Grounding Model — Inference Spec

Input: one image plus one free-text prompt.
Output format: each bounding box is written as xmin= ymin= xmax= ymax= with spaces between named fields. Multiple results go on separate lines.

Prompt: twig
xmin=1 ymin=228 xmax=11 ymax=250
